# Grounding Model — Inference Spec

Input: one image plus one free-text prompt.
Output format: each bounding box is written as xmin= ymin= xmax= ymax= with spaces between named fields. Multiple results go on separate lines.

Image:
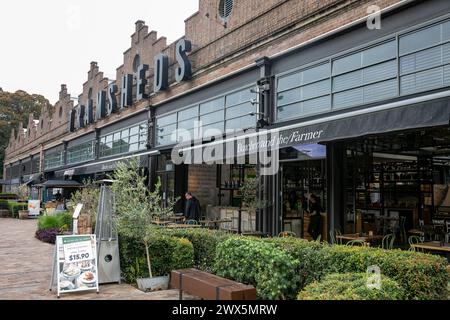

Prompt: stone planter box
xmin=18 ymin=210 xmax=29 ymax=220
xmin=136 ymin=276 xmax=169 ymax=292
xmin=0 ymin=210 xmax=11 ymax=218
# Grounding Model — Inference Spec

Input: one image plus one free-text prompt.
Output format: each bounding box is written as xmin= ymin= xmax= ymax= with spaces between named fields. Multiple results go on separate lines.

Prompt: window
xmin=219 ymin=0 xmax=233 ymax=20
xmin=332 ymin=40 xmax=397 ymax=110
xmin=67 ymin=141 xmax=95 ymax=165
xmin=275 ymin=19 xmax=450 ymax=121
xmin=400 ymin=20 xmax=450 ymax=95
xmin=99 ymin=122 xmax=148 ymax=158
xmin=156 ymin=87 xmax=256 ymax=146
xmin=133 ymin=55 xmax=141 ymax=73
xmin=225 ymin=87 xmax=257 ymax=131
xmin=277 ymin=62 xmax=331 ymax=120
xmin=44 ymin=151 xmax=64 ymax=170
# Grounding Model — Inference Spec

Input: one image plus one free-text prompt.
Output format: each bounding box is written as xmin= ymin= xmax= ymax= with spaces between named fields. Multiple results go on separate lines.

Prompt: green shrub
xmin=319 ymin=245 xmax=449 ymax=300
xmin=214 ymin=237 xmax=301 ymax=300
xmin=0 ymin=200 xmax=11 ymax=217
xmin=7 ymin=202 xmax=28 ymax=218
xmin=155 ymin=227 xmax=233 ymax=272
xmin=265 ymin=237 xmax=327 ymax=289
xmin=214 ymin=236 xmax=448 ymax=300
xmin=119 ymin=234 xmax=194 ymax=284
xmin=37 ymin=212 xmax=72 ymax=231
xmin=298 ymin=273 xmax=405 ymax=300
xmin=0 ymin=200 xmax=9 ymax=210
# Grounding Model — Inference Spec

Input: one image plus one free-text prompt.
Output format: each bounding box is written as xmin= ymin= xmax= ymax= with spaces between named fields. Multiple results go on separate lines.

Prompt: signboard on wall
xmin=56 ymin=235 xmax=99 ymax=297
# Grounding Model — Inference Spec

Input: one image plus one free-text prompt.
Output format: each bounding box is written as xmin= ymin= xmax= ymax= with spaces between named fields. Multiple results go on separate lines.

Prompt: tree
xmin=110 ymin=157 xmax=176 ymax=278
xmin=0 ymin=89 xmax=54 ymax=178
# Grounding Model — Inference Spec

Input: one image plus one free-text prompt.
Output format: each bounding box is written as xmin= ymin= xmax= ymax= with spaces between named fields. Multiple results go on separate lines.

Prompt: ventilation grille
xmin=219 ymin=0 xmax=233 ymax=20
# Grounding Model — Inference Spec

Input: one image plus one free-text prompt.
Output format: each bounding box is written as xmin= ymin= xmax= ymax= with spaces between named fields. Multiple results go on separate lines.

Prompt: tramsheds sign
xmin=69 ymin=39 xmax=192 ymax=132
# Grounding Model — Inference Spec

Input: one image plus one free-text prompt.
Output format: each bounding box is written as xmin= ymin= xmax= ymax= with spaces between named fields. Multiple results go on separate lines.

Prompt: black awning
xmin=35 ymin=180 xmax=83 ymax=188
xmin=176 ymin=95 xmax=450 ymax=161
xmin=275 ymin=96 xmax=450 ymax=149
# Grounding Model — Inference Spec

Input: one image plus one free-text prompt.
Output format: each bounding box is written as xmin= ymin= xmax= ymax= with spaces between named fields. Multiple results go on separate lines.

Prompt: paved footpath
xmin=0 ymin=219 xmax=194 ymax=300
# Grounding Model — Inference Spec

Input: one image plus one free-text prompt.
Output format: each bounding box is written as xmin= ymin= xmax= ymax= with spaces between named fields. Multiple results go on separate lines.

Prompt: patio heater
xmin=95 ymin=180 xmax=121 ymax=284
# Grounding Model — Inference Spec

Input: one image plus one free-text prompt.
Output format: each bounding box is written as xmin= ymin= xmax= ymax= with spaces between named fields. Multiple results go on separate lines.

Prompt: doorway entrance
xmin=279 ymin=144 xmax=327 ymax=239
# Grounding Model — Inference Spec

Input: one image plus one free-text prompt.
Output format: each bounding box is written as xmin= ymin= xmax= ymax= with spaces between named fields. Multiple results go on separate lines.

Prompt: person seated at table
xmin=184 ymin=192 xmax=201 ymax=221
xmin=307 ymin=194 xmax=322 ymax=241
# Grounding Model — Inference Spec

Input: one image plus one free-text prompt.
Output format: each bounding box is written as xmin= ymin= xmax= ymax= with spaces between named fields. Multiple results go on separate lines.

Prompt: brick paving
xmin=0 ymin=218 xmax=195 ymax=300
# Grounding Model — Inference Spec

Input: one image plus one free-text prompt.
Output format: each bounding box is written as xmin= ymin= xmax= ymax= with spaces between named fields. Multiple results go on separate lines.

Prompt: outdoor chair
xmin=346 ymin=240 xmax=367 ymax=247
xmin=399 ymin=216 xmax=407 ymax=243
xmin=277 ymin=231 xmax=296 ymax=238
xmin=408 ymin=235 xmax=423 ymax=252
xmin=185 ymin=220 xmax=199 ymax=225
xmin=381 ymin=233 xmax=395 ymax=250
xmin=329 ymin=229 xmax=342 ymax=245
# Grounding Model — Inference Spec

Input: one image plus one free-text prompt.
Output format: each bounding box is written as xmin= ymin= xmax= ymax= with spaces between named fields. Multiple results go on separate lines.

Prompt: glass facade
xmin=276 ymin=18 xmax=450 ymax=121
xmin=156 ymin=87 xmax=256 ymax=146
xmin=44 ymin=151 xmax=64 ymax=170
xmin=99 ymin=122 xmax=148 ymax=158
xmin=67 ymin=141 xmax=95 ymax=165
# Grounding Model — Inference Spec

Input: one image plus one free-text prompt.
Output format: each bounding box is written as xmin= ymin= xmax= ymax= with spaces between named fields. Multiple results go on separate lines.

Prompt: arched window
xmin=133 ymin=54 xmax=141 ymax=73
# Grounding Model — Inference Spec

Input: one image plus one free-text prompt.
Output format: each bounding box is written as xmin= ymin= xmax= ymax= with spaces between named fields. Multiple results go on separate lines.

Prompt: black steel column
xmin=255 ymin=56 xmax=278 ymax=236
xmin=94 ymin=128 xmax=101 ymax=160
xmin=147 ymin=106 xmax=157 ymax=191
xmin=327 ymin=143 xmax=346 ymax=236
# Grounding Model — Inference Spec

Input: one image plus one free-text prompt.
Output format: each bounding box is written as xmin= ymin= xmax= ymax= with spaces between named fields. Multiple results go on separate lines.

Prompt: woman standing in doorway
xmin=307 ymin=194 xmax=322 ymax=241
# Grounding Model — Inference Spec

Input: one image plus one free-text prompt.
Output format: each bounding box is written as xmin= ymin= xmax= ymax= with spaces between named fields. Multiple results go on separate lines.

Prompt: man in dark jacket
xmin=184 ymin=192 xmax=201 ymax=221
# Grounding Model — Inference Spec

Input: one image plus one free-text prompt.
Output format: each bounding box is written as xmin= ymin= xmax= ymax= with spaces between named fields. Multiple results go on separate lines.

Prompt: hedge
xmin=214 ymin=237 xmax=301 ymax=300
xmin=298 ymin=273 xmax=405 ymax=300
xmin=0 ymin=193 xmax=19 ymax=200
xmin=214 ymin=237 xmax=449 ymax=300
xmin=318 ymin=244 xmax=449 ymax=300
xmin=153 ymin=227 xmax=234 ymax=272
xmin=7 ymin=202 xmax=28 ymax=218
xmin=119 ymin=234 xmax=194 ymax=284
xmin=37 ymin=212 xmax=72 ymax=232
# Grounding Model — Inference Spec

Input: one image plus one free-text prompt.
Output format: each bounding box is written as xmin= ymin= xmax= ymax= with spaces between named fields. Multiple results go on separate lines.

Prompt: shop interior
xmin=280 ymin=144 xmax=327 ymax=240
xmin=343 ymin=126 xmax=450 ymax=245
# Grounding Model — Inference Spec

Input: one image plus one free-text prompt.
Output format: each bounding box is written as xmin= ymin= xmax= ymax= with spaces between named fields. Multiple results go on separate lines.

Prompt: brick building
xmin=4 ymin=0 xmax=450 ymax=237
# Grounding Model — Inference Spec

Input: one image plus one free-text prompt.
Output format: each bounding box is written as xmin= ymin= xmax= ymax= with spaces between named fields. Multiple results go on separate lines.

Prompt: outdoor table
xmin=408 ymin=229 xmax=424 ymax=236
xmin=411 ymin=241 xmax=450 ymax=252
xmin=165 ymin=224 xmax=202 ymax=229
xmin=151 ymin=220 xmax=172 ymax=226
xmin=199 ymin=219 xmax=232 ymax=229
xmin=169 ymin=216 xmax=185 ymax=224
xmin=336 ymin=233 xmax=383 ymax=244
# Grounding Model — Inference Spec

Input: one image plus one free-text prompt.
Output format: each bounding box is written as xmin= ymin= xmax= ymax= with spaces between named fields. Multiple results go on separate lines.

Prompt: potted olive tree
xmin=16 ymin=184 xmax=30 ymax=220
xmin=239 ymin=177 xmax=267 ymax=233
xmin=111 ymin=158 xmax=176 ymax=292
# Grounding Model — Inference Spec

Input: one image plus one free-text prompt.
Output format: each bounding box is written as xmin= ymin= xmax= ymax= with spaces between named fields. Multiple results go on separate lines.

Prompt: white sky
xmin=0 ymin=0 xmax=199 ymax=104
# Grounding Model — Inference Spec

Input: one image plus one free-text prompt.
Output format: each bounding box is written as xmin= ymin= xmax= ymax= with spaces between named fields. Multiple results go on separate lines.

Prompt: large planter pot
xmin=18 ymin=210 xmax=29 ymax=220
xmin=136 ymin=276 xmax=169 ymax=292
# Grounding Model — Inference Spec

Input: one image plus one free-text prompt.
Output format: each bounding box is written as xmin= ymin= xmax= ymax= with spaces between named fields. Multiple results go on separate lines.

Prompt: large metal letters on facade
xmin=69 ymin=38 xmax=192 ymax=132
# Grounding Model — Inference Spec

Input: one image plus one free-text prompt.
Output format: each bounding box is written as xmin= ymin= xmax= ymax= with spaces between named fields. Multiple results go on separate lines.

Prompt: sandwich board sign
xmin=53 ymin=235 xmax=99 ymax=298
xmin=28 ymin=200 xmax=40 ymax=217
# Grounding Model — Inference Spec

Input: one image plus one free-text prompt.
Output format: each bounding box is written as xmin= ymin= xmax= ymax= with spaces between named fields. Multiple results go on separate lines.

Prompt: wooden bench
xmin=170 ymin=268 xmax=256 ymax=300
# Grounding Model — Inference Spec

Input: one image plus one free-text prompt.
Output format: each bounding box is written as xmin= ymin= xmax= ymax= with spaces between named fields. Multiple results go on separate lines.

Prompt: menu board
xmin=28 ymin=200 xmax=40 ymax=217
xmin=56 ymin=235 xmax=99 ymax=297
